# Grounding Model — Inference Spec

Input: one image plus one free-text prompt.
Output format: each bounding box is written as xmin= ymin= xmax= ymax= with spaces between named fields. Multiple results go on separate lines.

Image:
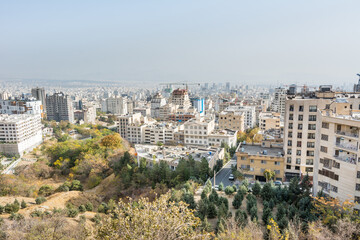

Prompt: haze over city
xmin=1 ymin=0 xmax=360 ymax=86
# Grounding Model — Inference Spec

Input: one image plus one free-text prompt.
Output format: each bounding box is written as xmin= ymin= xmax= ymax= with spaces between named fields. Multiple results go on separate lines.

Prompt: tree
xmin=235 ymin=210 xmax=248 ymax=226
xmin=262 ymin=207 xmax=272 ymax=225
xmin=225 ymin=186 xmax=235 ymax=195
xmin=207 ymin=202 xmax=217 ymax=219
xmin=253 ymin=181 xmax=261 ymax=196
xmin=209 ymin=189 xmax=219 ymax=204
xmin=95 ymin=193 xmax=209 ymax=239
xmin=70 ymin=180 xmax=83 ymax=191
xmin=35 ymin=197 xmax=46 ymax=205
xmin=199 ymin=157 xmax=210 ymax=182
xmin=79 ymin=205 xmax=86 ymax=213
xmin=260 ymin=182 xmax=274 ymax=202
xmin=218 ymin=182 xmax=224 ymax=191
xmin=232 ymin=192 xmax=244 ymax=209
xmin=100 ymin=133 xmax=122 ymax=149
xmin=85 ymin=202 xmax=93 ymax=211
xmin=250 ymin=206 xmax=258 ymax=221
xmin=263 ymin=169 xmax=275 ymax=182
xmin=12 ymin=199 xmax=20 ymax=212
xmin=182 ymin=193 xmax=196 ymax=210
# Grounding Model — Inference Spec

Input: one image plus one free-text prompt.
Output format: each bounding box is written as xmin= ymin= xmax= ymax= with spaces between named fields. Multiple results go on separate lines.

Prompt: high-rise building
xmin=0 ymin=98 xmax=43 ymax=118
xmin=271 ymin=87 xmax=287 ymax=116
xmin=0 ymin=114 xmax=42 ymax=156
xmin=151 ymin=93 xmax=166 ymax=119
xmin=101 ymin=96 xmax=128 ymax=115
xmin=191 ymin=97 xmax=205 ymax=115
xmin=31 ymin=87 xmax=47 ymax=113
xmin=46 ymin=92 xmax=74 ymax=123
xmin=169 ymin=89 xmax=191 ymax=109
xmin=283 ymin=87 xmax=334 ymax=181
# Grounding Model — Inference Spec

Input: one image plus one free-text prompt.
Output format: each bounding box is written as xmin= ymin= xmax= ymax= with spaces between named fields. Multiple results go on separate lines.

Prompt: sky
xmin=0 ymin=0 xmax=360 ymax=86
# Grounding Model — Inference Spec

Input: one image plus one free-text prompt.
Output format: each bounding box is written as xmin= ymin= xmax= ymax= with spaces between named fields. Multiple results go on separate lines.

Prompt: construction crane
xmin=159 ymin=82 xmax=201 ymax=92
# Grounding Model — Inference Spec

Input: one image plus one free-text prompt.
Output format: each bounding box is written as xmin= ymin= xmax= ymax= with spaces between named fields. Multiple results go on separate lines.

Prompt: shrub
xmin=242 ymin=179 xmax=249 ymax=188
xmin=12 ymin=200 xmax=20 ymax=212
xmin=235 ymin=209 xmax=248 ymax=226
xmin=98 ymin=202 xmax=108 ymax=214
xmin=70 ymin=180 xmax=83 ymax=191
xmin=56 ymin=184 xmax=69 ymax=192
xmin=218 ymin=197 xmax=229 ymax=210
xmin=4 ymin=204 xmax=13 ymax=213
xmin=79 ymin=205 xmax=86 ymax=213
xmin=30 ymin=209 xmax=44 ymax=218
xmin=85 ymin=202 xmax=93 ymax=211
xmin=0 ymin=205 xmax=3 ymax=214
xmin=249 ymin=206 xmax=258 ymax=221
xmin=21 ymin=200 xmax=27 ymax=209
xmin=260 ymin=182 xmax=274 ymax=202
xmin=262 ymin=207 xmax=272 ymax=225
xmin=91 ymin=213 xmax=102 ymax=224
xmin=232 ymin=185 xmax=237 ymax=192
xmin=67 ymin=208 xmax=79 ymax=218
xmin=239 ymin=185 xmax=248 ymax=195
xmin=38 ymin=185 xmax=54 ymax=196
xmin=9 ymin=213 xmax=24 ymax=221
xmin=218 ymin=182 xmax=224 ymax=191
xmin=225 ymin=186 xmax=235 ymax=195
xmin=35 ymin=197 xmax=47 ymax=205
xmin=209 ymin=189 xmax=219 ymax=204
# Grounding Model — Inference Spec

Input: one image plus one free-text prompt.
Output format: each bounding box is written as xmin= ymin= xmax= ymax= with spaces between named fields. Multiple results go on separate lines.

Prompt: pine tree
xmin=207 ymin=202 xmax=217 ymax=219
xmin=232 ymin=192 xmax=244 ymax=209
xmin=252 ymin=181 xmax=261 ymax=196
xmin=20 ymin=200 xmax=27 ymax=209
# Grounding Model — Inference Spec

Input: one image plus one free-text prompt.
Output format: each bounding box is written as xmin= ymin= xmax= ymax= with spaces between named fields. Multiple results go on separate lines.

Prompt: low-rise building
xmin=236 ymin=141 xmax=284 ymax=181
xmin=259 ymin=112 xmax=282 ymax=131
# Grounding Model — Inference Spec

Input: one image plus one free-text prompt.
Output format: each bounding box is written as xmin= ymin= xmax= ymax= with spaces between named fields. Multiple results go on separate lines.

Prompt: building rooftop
xmin=238 ymin=143 xmax=283 ymax=157
xmin=0 ymin=114 xmax=39 ymax=122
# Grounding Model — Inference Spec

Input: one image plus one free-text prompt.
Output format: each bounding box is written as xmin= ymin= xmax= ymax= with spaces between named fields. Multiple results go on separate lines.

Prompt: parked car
xmin=229 ymin=174 xmax=235 ymax=181
xmin=274 ymin=180 xmax=283 ymax=186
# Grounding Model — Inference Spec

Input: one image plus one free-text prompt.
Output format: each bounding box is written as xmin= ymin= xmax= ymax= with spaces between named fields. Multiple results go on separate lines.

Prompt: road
xmin=211 ymin=156 xmax=237 ymax=187
xmin=2 ymin=158 xmax=21 ymax=174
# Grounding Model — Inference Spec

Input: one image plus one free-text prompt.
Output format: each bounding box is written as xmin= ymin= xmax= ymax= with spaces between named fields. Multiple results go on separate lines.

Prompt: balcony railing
xmin=336 ymin=131 xmax=359 ymax=138
xmin=333 ymin=155 xmax=356 ymax=164
xmin=335 ymin=143 xmax=358 ymax=151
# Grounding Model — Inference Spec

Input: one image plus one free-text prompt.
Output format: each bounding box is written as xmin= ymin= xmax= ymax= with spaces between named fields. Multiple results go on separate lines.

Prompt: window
xmin=309 ymin=115 xmax=316 ymax=121
xmin=297 ymin=141 xmax=302 ymax=147
xmin=307 ymin=142 xmax=315 ymax=148
xmin=306 ymin=159 xmax=313 ymax=165
xmin=274 ymin=170 xmax=280 ymax=174
xmin=295 ymin=166 xmax=300 ymax=170
xmin=287 ymin=149 xmax=292 ymax=154
xmin=320 ymin=146 xmax=328 ymax=153
xmin=309 ymin=105 xmax=317 ymax=112
xmin=289 ymin=105 xmax=294 ymax=111
xmin=305 ymin=167 xmax=313 ymax=172
xmin=355 ymin=196 xmax=360 ymax=203
xmin=288 ymin=123 xmax=293 ymax=129
xmin=331 ymin=185 xmax=338 ymax=193
xmin=321 ymin=134 xmax=328 ymax=141
xmin=287 ymin=140 xmax=292 ymax=146
xmin=288 ymin=132 xmax=293 ymax=138
xmin=296 ymin=158 xmax=301 ymax=164
xmin=298 ymin=124 xmax=303 ymax=130
xmin=308 ymin=124 xmax=316 ymax=130
xmin=241 ymin=156 xmax=246 ymax=160
xmin=357 ymin=171 xmax=360 ymax=179
xmin=287 ymin=157 xmax=291 ymax=163
xmin=308 ymin=133 xmax=315 ymax=139
xmin=296 ymin=150 xmax=301 ymax=156
xmin=261 ymin=160 xmax=267 ymax=164
xmin=289 ymin=114 xmax=293 ymax=120
xmin=307 ymin=151 xmax=314 ymax=156
xmin=275 ymin=161 xmax=280 ymax=165
xmin=299 ymin=106 xmax=304 ymax=112
xmin=250 ymin=159 xmax=254 ymax=163
xmin=286 ymin=165 xmax=291 ymax=169
xmin=298 ymin=115 xmax=303 ymax=121
xmin=297 ymin=132 xmax=302 ymax=138
xmin=356 ymin=184 xmax=360 ymax=191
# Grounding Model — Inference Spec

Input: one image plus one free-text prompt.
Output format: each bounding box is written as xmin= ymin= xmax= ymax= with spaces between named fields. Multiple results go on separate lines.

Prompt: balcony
xmin=333 ymin=155 xmax=356 ymax=164
xmin=336 ymin=131 xmax=359 ymax=139
xmin=335 ymin=143 xmax=358 ymax=152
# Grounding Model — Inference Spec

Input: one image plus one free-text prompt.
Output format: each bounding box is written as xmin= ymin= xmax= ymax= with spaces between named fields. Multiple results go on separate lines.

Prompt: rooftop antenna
xmin=357 ymin=73 xmax=360 ymax=84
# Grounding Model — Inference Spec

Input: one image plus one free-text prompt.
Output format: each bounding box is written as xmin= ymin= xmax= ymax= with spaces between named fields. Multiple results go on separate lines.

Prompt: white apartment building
xmin=74 ymin=105 xmax=96 ymax=124
xmin=0 ymin=99 xmax=44 ymax=118
xmin=0 ymin=114 xmax=42 ymax=156
xmin=221 ymin=105 xmax=256 ymax=130
xmin=271 ymin=87 xmax=287 ymax=116
xmin=101 ymin=96 xmax=128 ymax=115
xmin=151 ymin=93 xmax=166 ymax=119
xmin=313 ymin=99 xmax=360 ymax=208
xmin=118 ymin=113 xmax=143 ymax=139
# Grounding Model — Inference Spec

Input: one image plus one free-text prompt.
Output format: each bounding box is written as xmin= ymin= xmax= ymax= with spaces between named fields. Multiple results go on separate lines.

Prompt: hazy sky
xmin=1 ymin=1 xmax=360 ymax=85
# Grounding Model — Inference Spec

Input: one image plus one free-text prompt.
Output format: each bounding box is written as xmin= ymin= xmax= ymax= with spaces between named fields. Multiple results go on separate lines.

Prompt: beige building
xmin=259 ymin=112 xmax=281 ymax=131
xmin=237 ymin=141 xmax=284 ymax=181
xmin=283 ymin=89 xmax=334 ymax=181
xmin=219 ymin=110 xmax=245 ymax=132
xmin=314 ymin=99 xmax=360 ymax=208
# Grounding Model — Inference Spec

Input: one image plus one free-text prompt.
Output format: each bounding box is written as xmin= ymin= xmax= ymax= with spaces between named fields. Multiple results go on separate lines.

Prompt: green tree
xmin=181 ymin=193 xmax=196 ymax=210
xmin=262 ymin=207 xmax=272 ymax=225
xmin=79 ymin=205 xmax=86 ymax=213
xmin=224 ymin=186 xmax=235 ymax=195
xmin=260 ymin=182 xmax=274 ymax=202
xmin=85 ymin=202 xmax=93 ymax=211
xmin=20 ymin=200 xmax=27 ymax=209
xmin=199 ymin=157 xmax=210 ymax=182
xmin=252 ymin=181 xmax=261 ymax=196
xmin=207 ymin=202 xmax=217 ymax=219
xmin=235 ymin=209 xmax=248 ymax=226
xmin=232 ymin=192 xmax=244 ymax=209
xmin=249 ymin=205 xmax=258 ymax=221
xmin=218 ymin=182 xmax=224 ymax=191
xmin=209 ymin=189 xmax=219 ymax=204
xmin=263 ymin=169 xmax=275 ymax=182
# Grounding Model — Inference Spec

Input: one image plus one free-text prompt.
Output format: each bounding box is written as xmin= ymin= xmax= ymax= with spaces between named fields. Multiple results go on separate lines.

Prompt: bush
xmin=232 ymin=185 xmax=237 ymax=192
xmin=35 ymin=197 xmax=47 ymax=205
xmin=252 ymin=181 xmax=261 ymax=196
xmin=56 ymin=184 xmax=69 ymax=192
xmin=91 ymin=213 xmax=102 ymax=224
xmin=262 ymin=207 xmax=272 ymax=225
xmin=21 ymin=200 xmax=27 ymax=209
xmin=225 ymin=186 xmax=235 ymax=195
xmin=70 ymin=180 xmax=83 ymax=191
xmin=9 ymin=213 xmax=24 ymax=221
xmin=85 ymin=202 xmax=93 ymax=211
xmin=218 ymin=197 xmax=229 ymax=210
xmin=242 ymin=179 xmax=249 ymax=188
xmin=209 ymin=189 xmax=219 ymax=204
xmin=232 ymin=192 xmax=244 ymax=209
xmin=0 ymin=205 xmax=3 ymax=214
xmin=67 ymin=208 xmax=79 ymax=218
xmin=239 ymin=185 xmax=248 ymax=195
xmin=30 ymin=209 xmax=44 ymax=218
xmin=4 ymin=204 xmax=13 ymax=213
xmin=79 ymin=205 xmax=86 ymax=213
xmin=12 ymin=200 xmax=20 ymax=212
xmin=260 ymin=182 xmax=274 ymax=202
xmin=249 ymin=206 xmax=258 ymax=221
xmin=38 ymin=185 xmax=54 ymax=196
xmin=98 ymin=202 xmax=109 ymax=214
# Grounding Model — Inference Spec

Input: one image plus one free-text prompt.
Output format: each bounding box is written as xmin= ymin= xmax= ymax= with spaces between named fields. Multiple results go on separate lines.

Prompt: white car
xmin=229 ymin=174 xmax=235 ymax=181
